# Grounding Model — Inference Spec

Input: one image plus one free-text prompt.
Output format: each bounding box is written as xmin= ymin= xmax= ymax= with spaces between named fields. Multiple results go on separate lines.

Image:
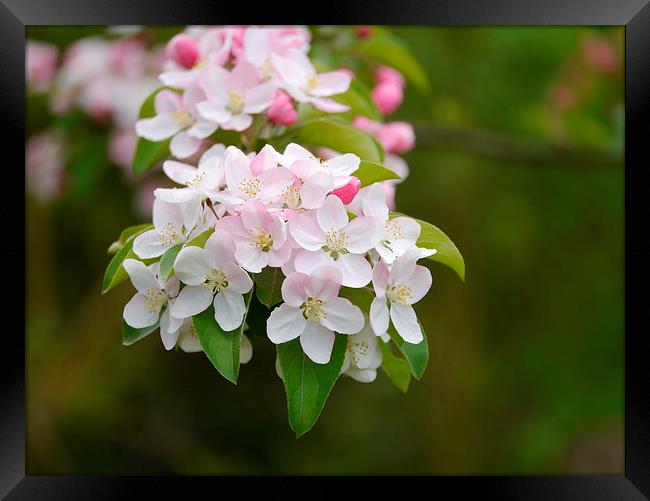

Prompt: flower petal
xmin=310 ymin=97 xmax=349 ymax=113
xmin=159 ymin=308 xmax=181 ymax=351
xmin=406 ymin=265 xmax=432 ymax=304
xmin=170 ymin=285 xmax=213 ymax=319
xmin=370 ymin=296 xmax=389 ymax=336
xmin=223 ymin=261 xmax=253 ymax=294
xmin=289 ymin=212 xmax=326 ymax=251
xmin=214 ymin=289 xmax=246 ymax=332
xmin=135 ymin=114 xmax=182 ymax=142
xmin=244 ymin=81 xmax=276 ymax=113
xmin=205 ymin=231 xmax=236 ymax=265
xmin=300 ymin=322 xmax=335 ymax=364
xmin=335 ymin=253 xmax=373 ymax=288
xmin=281 ymin=272 xmax=309 ymax=307
xmin=267 ymin=304 xmax=306 ymax=343
xmin=345 ymin=216 xmax=381 ymax=254
xmin=163 ymin=160 xmax=197 ymax=185
xmin=170 ymin=131 xmax=202 ymax=159
xmin=123 ymin=293 xmax=160 ymax=328
xmin=123 ymin=258 xmax=159 ymax=294
xmin=321 ymin=297 xmax=364 ymax=334
xmin=174 ymin=246 xmax=211 ymax=285
xmin=240 ymin=334 xmax=253 ymax=364
xmin=390 ymin=303 xmax=423 ymax=344
xmin=132 ymin=229 xmax=167 ymax=259
xmin=311 ymin=71 xmax=351 ymax=97
xmin=316 ymin=195 xmax=348 ymax=232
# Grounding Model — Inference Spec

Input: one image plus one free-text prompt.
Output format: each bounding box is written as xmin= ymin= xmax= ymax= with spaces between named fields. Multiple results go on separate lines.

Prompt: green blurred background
xmin=26 ymin=26 xmax=624 ymax=474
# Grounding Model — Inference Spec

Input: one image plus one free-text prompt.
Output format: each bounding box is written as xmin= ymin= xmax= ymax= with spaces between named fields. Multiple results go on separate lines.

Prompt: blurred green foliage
xmin=27 ymin=26 xmax=623 ymax=474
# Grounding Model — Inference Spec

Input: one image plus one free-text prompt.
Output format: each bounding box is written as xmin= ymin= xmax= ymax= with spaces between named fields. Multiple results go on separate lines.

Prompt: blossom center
xmin=143 ymin=288 xmax=168 ymax=314
xmin=301 ymin=297 xmax=325 ymax=322
xmin=159 ymin=222 xmax=180 ymax=246
xmin=206 ymin=268 xmax=229 ymax=293
xmin=249 ymin=226 xmax=273 ymax=252
xmin=323 ymin=229 xmax=349 ymax=260
xmin=348 ymin=338 xmax=370 ymax=366
xmin=385 ymin=219 xmax=404 ymax=240
xmin=261 ymin=59 xmax=274 ymax=80
xmin=239 ymin=177 xmax=262 ymax=199
xmin=280 ymin=184 xmax=301 ymax=209
xmin=172 ymin=110 xmax=194 ymax=127
xmin=386 ymin=284 xmax=413 ymax=306
xmin=303 ymin=75 xmax=319 ymax=94
xmin=186 ymin=171 xmax=205 ymax=189
xmin=226 ymin=90 xmax=245 ymax=114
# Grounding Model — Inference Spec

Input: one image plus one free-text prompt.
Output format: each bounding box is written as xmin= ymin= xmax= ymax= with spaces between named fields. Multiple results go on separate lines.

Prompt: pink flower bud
xmin=166 ymin=34 xmax=200 ymax=69
xmin=357 ymin=26 xmax=374 ymax=38
xmin=268 ymin=91 xmax=298 ymax=126
xmin=332 ymin=177 xmax=362 ymax=205
xmin=372 ymin=82 xmax=403 ymax=115
xmin=375 ymin=66 xmax=405 ymax=88
xmin=379 ymin=121 xmax=415 ymax=153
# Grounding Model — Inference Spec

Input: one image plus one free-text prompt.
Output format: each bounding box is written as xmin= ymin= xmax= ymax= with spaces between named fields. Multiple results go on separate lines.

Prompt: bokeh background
xmin=26 ymin=26 xmax=623 ymax=474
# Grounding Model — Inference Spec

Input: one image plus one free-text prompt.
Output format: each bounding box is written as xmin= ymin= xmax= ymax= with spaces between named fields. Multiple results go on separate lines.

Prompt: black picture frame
xmin=6 ymin=0 xmax=650 ymax=497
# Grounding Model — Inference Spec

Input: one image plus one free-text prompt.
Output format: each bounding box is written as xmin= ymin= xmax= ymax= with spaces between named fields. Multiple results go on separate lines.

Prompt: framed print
xmin=4 ymin=0 xmax=650 ymax=498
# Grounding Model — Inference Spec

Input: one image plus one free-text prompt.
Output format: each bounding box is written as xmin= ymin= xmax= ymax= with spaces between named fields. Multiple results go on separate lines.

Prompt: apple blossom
xmin=356 ymin=183 xmax=435 ymax=264
xmin=353 ymin=116 xmax=415 ymax=154
xmin=267 ymin=266 xmax=364 ymax=364
xmin=216 ymin=145 xmax=294 ymax=208
xmin=238 ymin=27 xmax=311 ymax=80
xmin=289 ymin=195 xmax=381 ymax=288
xmin=26 ymin=41 xmax=58 ymax=93
xmin=197 ymin=61 xmax=276 ymax=131
xmin=216 ymin=199 xmax=292 ymax=273
xmin=133 ymin=199 xmax=197 ymax=259
xmin=172 ymin=231 xmax=254 ymax=331
xmin=375 ymin=66 xmax=406 ymax=88
xmin=271 ymin=48 xmax=351 ymax=113
xmin=372 ymin=81 xmax=403 ymax=115
xmin=160 ymin=28 xmax=232 ymax=88
xmin=135 ymin=85 xmax=217 ymax=159
xmin=331 ymin=176 xmax=361 ymax=205
xmin=341 ymin=320 xmax=383 ymax=383
xmin=279 ymin=143 xmax=360 ymax=189
xmin=122 ymin=259 xmax=183 ymax=350
xmin=370 ymin=250 xmax=433 ymax=344
xmin=154 ymin=144 xmax=226 ymax=205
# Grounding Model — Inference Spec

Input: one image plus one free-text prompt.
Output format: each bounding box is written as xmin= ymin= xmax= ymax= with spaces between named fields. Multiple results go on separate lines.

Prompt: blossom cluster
xmin=123 ymin=141 xmax=434 ymax=382
xmin=104 ymin=25 xmax=439 ymax=385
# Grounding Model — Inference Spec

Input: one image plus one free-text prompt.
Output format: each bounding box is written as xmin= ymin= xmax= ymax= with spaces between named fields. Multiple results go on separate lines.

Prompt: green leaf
xmin=186 ymin=228 xmax=215 ymax=248
xmin=133 ymin=137 xmax=170 ymax=175
xmin=292 ymin=117 xmax=384 ymax=163
xmin=388 ymin=323 xmax=429 ymax=380
xmin=132 ymin=86 xmax=179 ymax=175
xmin=159 ymin=244 xmax=183 ymax=282
xmin=122 ymin=318 xmax=159 ymax=346
xmin=108 ymin=223 xmax=152 ymax=254
xmin=390 ymin=212 xmax=465 ymax=281
xmin=192 ymin=294 xmax=252 ymax=384
xmin=332 ymin=79 xmax=381 ymax=120
xmin=354 ymin=33 xmax=430 ymax=91
xmin=380 ymin=341 xmax=411 ymax=393
xmin=277 ymin=334 xmax=347 ymax=437
xmin=103 ymin=225 xmax=154 ymax=294
xmin=252 ymin=267 xmax=285 ymax=307
xmin=355 ymin=160 xmax=400 ymax=186
xmin=68 ymin=134 xmax=107 ymax=199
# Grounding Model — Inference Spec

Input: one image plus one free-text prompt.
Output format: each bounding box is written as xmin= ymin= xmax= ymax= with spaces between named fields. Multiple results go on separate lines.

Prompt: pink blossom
xmin=216 ymin=199 xmax=292 ymax=273
xmin=372 ymin=81 xmax=403 ymax=115
xmin=375 ymin=66 xmax=406 ymax=88
xmin=26 ymin=41 xmax=58 ymax=92
xmin=26 ymin=132 xmax=66 ymax=202
xmin=267 ymin=90 xmax=297 ymax=126
xmin=271 ymin=48 xmax=351 ymax=113
xmin=197 ymin=60 xmax=276 ymax=131
xmin=353 ymin=116 xmax=415 ymax=154
xmin=267 ymin=266 xmax=364 ymax=364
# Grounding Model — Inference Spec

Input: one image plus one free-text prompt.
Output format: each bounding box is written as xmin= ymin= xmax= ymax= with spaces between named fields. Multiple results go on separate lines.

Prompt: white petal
xmin=124 ymin=293 xmax=159 ymax=328
xmin=325 ymin=153 xmax=360 ymax=177
xmin=123 ymin=259 xmax=159 ymax=294
xmin=321 ymin=297 xmax=364 ymax=334
xmin=204 ymin=231 xmax=236 ymax=264
xmin=154 ymin=187 xmax=200 ymax=204
xmin=159 ymin=308 xmax=181 ymax=350
xmin=132 ymin=229 xmax=167 ymax=259
xmin=234 ymin=244 xmax=267 ymax=273
xmin=346 ymin=368 xmax=377 ymax=383
xmin=214 ymin=289 xmax=246 ymax=332
xmin=369 ymin=296 xmax=389 ymax=337
xmin=289 ymin=212 xmax=325 ymax=251
xmin=407 ymin=265 xmax=433 ymax=304
xmin=335 ymin=253 xmax=373 ymax=288
xmin=244 ymin=81 xmax=276 ymax=113
xmin=223 ymin=262 xmax=253 ymax=294
xmin=300 ymin=322 xmax=335 ymax=364
xmin=222 ymin=113 xmax=253 ymax=131
xmin=174 ymin=246 xmax=211 ymax=285
xmin=310 ymin=97 xmax=349 ymax=113
xmin=281 ymin=272 xmax=309 ymax=307
xmin=316 ymin=195 xmax=348 ymax=231
xmin=135 ymin=114 xmax=182 ymax=141
xmin=163 ymin=160 xmax=197 ymax=185
xmin=170 ymin=131 xmax=202 ymax=159
xmin=170 ymin=285 xmax=213 ymax=319
xmin=390 ymin=303 xmax=423 ymax=344
xmin=344 ymin=216 xmax=381 ymax=254
xmin=267 ymin=304 xmax=306 ymax=344
xmin=300 ymin=170 xmax=332 ymax=210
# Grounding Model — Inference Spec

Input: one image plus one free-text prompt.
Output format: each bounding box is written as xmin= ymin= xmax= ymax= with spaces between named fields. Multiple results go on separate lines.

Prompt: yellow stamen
xmin=205 ymin=268 xmax=229 ymax=293
xmin=249 ymin=226 xmax=273 ymax=252
xmin=226 ymin=90 xmax=245 ymax=114
xmin=239 ymin=178 xmax=262 ymax=199
xmin=301 ymin=297 xmax=325 ymax=322
xmin=143 ymin=288 xmax=167 ymax=314
xmin=386 ymin=284 xmax=413 ymax=306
